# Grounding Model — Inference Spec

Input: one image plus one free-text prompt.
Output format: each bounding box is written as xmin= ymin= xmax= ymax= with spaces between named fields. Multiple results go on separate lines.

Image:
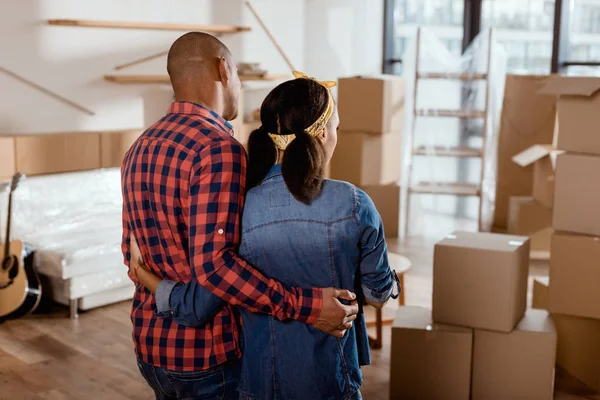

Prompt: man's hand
xmin=129 ymin=233 xmax=161 ymax=293
xmin=312 ymin=288 xmax=359 ymax=338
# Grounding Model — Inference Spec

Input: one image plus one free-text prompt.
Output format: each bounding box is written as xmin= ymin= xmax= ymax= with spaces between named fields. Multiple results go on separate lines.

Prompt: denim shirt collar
xmin=260 ymin=164 xmax=283 ymax=185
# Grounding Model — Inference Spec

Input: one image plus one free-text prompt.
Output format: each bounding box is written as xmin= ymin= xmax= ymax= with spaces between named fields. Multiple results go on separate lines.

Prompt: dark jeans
xmin=137 ymin=358 xmax=241 ymax=400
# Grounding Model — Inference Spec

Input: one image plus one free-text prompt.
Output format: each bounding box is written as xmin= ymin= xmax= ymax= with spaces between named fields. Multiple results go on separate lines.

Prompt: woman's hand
xmin=129 ymin=233 xmax=162 ymax=294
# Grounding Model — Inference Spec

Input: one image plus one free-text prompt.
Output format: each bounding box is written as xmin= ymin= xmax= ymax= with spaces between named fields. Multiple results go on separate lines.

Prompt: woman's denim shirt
xmin=156 ymin=164 xmax=398 ymax=399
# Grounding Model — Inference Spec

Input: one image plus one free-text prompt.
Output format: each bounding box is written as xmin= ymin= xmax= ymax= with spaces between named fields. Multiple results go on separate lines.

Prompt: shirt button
xmin=217 ymin=229 xmax=224 ymax=235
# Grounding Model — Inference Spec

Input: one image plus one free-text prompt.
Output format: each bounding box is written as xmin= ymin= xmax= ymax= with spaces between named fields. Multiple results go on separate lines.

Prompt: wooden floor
xmin=0 ymin=231 xmax=598 ymax=399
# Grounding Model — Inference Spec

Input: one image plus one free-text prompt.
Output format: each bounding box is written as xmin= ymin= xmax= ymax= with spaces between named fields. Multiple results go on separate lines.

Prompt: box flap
xmin=339 ymin=74 xmax=401 ymax=82
xmin=538 ymin=76 xmax=600 ymax=97
xmin=516 ymin=309 xmax=556 ymax=334
xmin=393 ymin=306 xmax=471 ymax=333
xmin=512 ymin=144 xmax=554 ymax=167
xmin=549 ymin=150 xmax=565 ymax=170
xmin=438 ymin=231 xmax=528 ymax=252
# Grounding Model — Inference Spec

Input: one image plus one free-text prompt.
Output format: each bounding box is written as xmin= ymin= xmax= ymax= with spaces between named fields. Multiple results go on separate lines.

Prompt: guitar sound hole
xmin=1 ymin=256 xmax=18 ymax=280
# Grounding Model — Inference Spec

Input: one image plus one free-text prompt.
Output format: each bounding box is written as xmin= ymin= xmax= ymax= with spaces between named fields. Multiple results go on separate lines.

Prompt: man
xmin=122 ymin=32 xmax=358 ymax=399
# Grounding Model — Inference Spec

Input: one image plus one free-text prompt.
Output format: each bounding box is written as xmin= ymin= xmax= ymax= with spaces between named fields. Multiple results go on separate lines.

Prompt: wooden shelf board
xmin=104 ymin=74 xmax=289 ymax=84
xmin=417 ymin=72 xmax=488 ymax=80
xmin=410 ymin=182 xmax=481 ymax=197
xmin=48 ymin=19 xmax=251 ymax=33
xmin=412 ymin=146 xmax=482 ymax=158
xmin=415 ymin=109 xmax=486 ymax=119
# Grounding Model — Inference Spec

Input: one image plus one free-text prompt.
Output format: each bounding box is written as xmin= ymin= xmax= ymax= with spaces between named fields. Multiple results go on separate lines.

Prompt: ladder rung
xmin=415 ymin=109 xmax=486 ymax=119
xmin=417 ymin=72 xmax=488 ymax=80
xmin=412 ymin=146 xmax=483 ymax=158
xmin=410 ymin=182 xmax=481 ymax=197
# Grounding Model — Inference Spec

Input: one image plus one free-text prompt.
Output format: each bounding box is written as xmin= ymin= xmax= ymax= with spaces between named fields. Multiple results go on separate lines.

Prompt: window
xmin=481 ymin=0 xmax=555 ymax=74
xmin=383 ymin=0 xmax=600 ymax=76
xmin=386 ymin=0 xmax=464 ymax=74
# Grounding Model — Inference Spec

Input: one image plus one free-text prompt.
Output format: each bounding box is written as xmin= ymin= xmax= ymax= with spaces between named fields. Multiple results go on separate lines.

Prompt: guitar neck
xmin=3 ymin=192 xmax=12 ymax=260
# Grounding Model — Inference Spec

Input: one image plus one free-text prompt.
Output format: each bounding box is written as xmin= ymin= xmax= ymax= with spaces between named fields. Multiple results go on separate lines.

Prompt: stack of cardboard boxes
xmin=508 ymin=144 xmax=561 ymax=258
xmin=492 ymin=75 xmax=557 ymax=233
xmin=329 ymin=75 xmax=404 ymax=237
xmin=530 ymin=76 xmax=600 ymax=392
xmin=390 ymin=232 xmax=557 ymax=399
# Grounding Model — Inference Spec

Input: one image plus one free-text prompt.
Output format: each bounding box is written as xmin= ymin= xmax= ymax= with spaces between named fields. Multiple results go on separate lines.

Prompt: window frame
xmin=382 ymin=0 xmax=600 ymax=74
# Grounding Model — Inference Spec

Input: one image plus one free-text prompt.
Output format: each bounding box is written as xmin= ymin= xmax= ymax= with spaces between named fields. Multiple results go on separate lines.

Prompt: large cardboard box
xmin=539 ymin=76 xmax=600 ymax=155
xmin=507 ymin=196 xmax=552 ymax=253
xmin=100 ymin=130 xmax=141 ymax=168
xmin=493 ymin=75 xmax=556 ymax=230
xmin=330 ymin=130 xmax=401 ymax=186
xmin=553 ymin=153 xmax=600 ymax=236
xmin=532 ymin=277 xmax=600 ymax=392
xmin=361 ymin=184 xmax=400 ymax=238
xmin=338 ymin=75 xmax=404 ymax=134
xmin=14 ymin=133 xmax=101 ymax=176
xmin=472 ymin=310 xmax=557 ymax=400
xmin=433 ymin=232 xmax=529 ymax=332
xmin=0 ymin=137 xmax=15 ymax=180
xmin=390 ymin=306 xmax=472 ymax=400
xmin=549 ymin=232 xmax=600 ymax=320
xmin=512 ymin=145 xmax=561 ymax=208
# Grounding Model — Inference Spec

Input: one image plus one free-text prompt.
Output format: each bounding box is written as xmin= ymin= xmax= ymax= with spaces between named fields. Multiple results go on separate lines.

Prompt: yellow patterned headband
xmin=268 ymin=71 xmax=337 ymax=151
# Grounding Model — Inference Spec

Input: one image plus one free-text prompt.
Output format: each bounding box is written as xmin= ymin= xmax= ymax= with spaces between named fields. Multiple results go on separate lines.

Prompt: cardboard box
xmin=338 ymin=75 xmax=404 ymax=134
xmin=532 ymin=277 xmax=550 ymax=310
xmin=553 ymin=153 xmax=600 ymax=236
xmin=100 ymin=130 xmax=141 ymax=168
xmin=472 ymin=309 xmax=556 ymax=400
xmin=390 ymin=306 xmax=472 ymax=400
xmin=549 ymin=232 xmax=600 ymax=319
xmin=493 ymin=75 xmax=556 ymax=230
xmin=532 ymin=277 xmax=600 ymax=392
xmin=0 ymin=137 xmax=15 ymax=180
xmin=330 ymin=130 xmax=401 ymax=186
xmin=512 ymin=145 xmax=562 ymax=208
xmin=433 ymin=232 xmax=529 ymax=332
xmin=507 ymin=196 xmax=552 ymax=253
xmin=14 ymin=133 xmax=101 ymax=176
xmin=539 ymin=76 xmax=600 ymax=155
xmin=361 ymin=184 xmax=400 ymax=238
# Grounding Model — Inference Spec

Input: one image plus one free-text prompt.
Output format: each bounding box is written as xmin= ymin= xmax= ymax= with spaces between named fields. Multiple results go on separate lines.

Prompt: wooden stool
xmin=367 ymin=252 xmax=411 ymax=349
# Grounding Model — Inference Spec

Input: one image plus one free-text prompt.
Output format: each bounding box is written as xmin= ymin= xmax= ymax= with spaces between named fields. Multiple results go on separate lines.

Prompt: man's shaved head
xmin=167 ymin=32 xmax=241 ymax=121
xmin=167 ymin=32 xmax=231 ymax=85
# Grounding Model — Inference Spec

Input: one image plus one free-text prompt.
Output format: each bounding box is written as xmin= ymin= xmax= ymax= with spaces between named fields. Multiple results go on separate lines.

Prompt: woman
xmin=132 ymin=72 xmax=400 ymax=399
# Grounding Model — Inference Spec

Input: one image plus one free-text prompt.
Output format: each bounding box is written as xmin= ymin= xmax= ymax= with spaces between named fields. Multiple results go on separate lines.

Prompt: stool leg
xmin=398 ymin=273 xmax=405 ymax=306
xmin=373 ymin=307 xmax=383 ymax=349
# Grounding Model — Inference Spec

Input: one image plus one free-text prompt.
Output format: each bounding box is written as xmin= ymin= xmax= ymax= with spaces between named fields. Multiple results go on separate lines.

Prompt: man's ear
xmin=218 ymin=56 xmax=230 ymax=85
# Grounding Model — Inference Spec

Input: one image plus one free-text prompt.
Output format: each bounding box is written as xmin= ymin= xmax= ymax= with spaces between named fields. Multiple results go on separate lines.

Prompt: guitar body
xmin=0 ymin=242 xmax=42 ymax=321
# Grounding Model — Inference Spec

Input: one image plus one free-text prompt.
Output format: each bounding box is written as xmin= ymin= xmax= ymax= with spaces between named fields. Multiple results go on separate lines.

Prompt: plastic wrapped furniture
xmin=1 ymin=168 xmax=133 ymax=318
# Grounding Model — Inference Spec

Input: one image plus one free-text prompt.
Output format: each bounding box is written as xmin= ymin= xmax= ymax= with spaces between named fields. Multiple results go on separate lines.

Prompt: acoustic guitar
xmin=0 ymin=173 xmax=41 ymax=320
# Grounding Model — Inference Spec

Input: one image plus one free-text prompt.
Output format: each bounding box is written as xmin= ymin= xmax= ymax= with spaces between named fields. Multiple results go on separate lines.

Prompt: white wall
xmin=0 ymin=0 xmax=384 ymax=134
xmin=304 ymin=0 xmax=384 ymax=83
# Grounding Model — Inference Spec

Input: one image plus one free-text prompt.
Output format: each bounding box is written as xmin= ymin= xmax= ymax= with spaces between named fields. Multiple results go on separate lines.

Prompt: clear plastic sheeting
xmin=40 ymin=266 xmax=131 ymax=300
xmin=401 ymin=28 xmax=507 ymax=236
xmin=0 ymin=168 xmax=124 ymax=279
xmin=43 ymin=273 xmax=134 ymax=309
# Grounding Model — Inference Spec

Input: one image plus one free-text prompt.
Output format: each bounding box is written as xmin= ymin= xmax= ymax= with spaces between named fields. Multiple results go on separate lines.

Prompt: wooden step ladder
xmin=404 ymin=28 xmax=493 ymax=235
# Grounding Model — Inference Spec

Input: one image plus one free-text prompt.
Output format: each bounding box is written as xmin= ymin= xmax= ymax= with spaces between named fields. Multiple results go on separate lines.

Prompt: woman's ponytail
xmin=281 ymin=129 xmax=325 ymax=204
xmin=246 ymin=126 xmax=277 ymax=190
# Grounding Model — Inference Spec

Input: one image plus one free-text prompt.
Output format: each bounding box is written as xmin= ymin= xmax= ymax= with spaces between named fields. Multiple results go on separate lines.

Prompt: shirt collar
xmin=260 ymin=164 xmax=283 ymax=184
xmin=167 ymin=101 xmax=234 ymax=135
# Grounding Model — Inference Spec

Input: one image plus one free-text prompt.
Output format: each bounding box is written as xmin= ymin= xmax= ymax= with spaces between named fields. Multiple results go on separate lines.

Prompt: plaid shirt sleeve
xmin=187 ymin=139 xmax=322 ymax=324
xmin=121 ymin=197 xmax=134 ymax=282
